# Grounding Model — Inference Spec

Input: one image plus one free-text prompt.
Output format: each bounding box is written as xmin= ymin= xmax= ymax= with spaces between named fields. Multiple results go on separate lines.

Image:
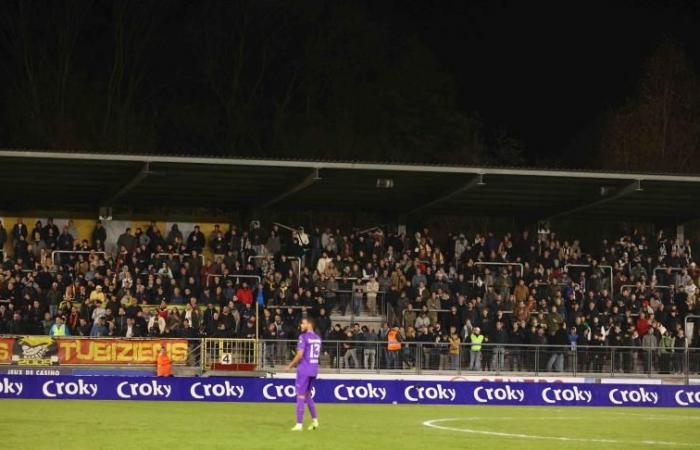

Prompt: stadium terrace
xmin=1 ymin=152 xmax=700 ymax=380
xmin=2 ymin=155 xmax=700 ymax=450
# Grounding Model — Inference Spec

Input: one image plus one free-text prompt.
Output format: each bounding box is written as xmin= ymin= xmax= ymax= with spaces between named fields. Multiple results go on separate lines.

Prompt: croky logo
xmin=608 ymin=387 xmax=658 ymax=405
xmin=190 ymin=381 xmax=244 ymax=400
xmin=404 ymin=384 xmax=456 ymax=402
xmin=116 ymin=380 xmax=172 ymax=399
xmin=473 ymin=385 xmax=525 ymax=403
xmin=541 ymin=386 xmax=592 ymax=404
xmin=333 ymin=383 xmax=386 ymax=401
xmin=262 ymin=383 xmax=315 ymax=400
xmin=674 ymin=390 xmax=700 ymax=406
xmin=42 ymin=379 xmax=97 ymax=398
xmin=0 ymin=377 xmax=23 ymax=396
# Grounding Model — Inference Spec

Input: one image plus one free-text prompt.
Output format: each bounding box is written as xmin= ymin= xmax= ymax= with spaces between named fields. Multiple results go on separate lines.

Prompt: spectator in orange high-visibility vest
xmin=157 ymin=346 xmax=172 ymax=377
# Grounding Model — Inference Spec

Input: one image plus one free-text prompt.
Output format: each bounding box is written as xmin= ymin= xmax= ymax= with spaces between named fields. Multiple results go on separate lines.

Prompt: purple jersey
xmin=296 ymin=331 xmax=321 ymax=377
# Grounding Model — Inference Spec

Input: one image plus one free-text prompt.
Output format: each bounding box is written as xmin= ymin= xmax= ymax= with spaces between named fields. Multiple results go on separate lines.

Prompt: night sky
xmin=371 ymin=0 xmax=700 ymax=161
xmin=1 ymin=0 xmax=699 ymax=168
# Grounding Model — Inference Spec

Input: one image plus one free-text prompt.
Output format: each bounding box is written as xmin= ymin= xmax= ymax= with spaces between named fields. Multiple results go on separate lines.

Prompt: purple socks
xmin=295 ymin=395 xmax=317 ymax=423
xmin=295 ymin=396 xmax=305 ymax=423
xmin=306 ymin=395 xmax=317 ymax=419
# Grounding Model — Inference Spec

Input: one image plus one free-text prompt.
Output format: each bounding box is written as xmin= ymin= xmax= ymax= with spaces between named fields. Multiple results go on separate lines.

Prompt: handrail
xmin=247 ymin=255 xmax=269 ymax=263
xmin=403 ymin=308 xmax=452 ymax=315
xmin=330 ymin=289 xmax=387 ymax=294
xmin=653 ymin=266 xmax=684 ymax=280
xmin=286 ymin=256 xmax=302 ymax=281
xmin=155 ymin=252 xmax=205 ymax=265
xmin=527 ymin=280 xmax=570 ymax=288
xmin=265 ymin=305 xmax=309 ymax=310
xmin=244 ymin=254 xmax=301 ymax=281
xmin=619 ymin=283 xmax=671 ymax=294
xmin=683 ymin=315 xmax=700 ymax=345
xmin=564 ymin=263 xmax=614 ymax=294
xmin=474 ymin=261 xmax=524 ymax=277
xmin=21 ymin=268 xmax=58 ymax=273
xmin=52 ymin=250 xmax=107 ymax=266
xmin=679 ymin=313 xmax=700 ymax=385
xmin=206 ymin=273 xmax=261 ymax=287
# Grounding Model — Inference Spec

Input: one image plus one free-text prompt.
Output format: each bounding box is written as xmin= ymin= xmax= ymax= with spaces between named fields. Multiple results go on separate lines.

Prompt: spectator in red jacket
xmin=636 ymin=311 xmax=650 ymax=336
xmin=235 ymin=282 xmax=254 ymax=305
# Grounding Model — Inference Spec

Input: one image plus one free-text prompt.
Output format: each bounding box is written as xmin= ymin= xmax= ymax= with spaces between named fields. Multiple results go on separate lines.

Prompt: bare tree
xmin=0 ymin=0 xmax=93 ymax=148
xmin=101 ymin=0 xmax=160 ymax=152
xmin=602 ymin=39 xmax=700 ymax=173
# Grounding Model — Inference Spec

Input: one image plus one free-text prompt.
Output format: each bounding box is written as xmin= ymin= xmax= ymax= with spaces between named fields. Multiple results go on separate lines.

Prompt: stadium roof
xmin=1 ymin=149 xmax=699 ymax=222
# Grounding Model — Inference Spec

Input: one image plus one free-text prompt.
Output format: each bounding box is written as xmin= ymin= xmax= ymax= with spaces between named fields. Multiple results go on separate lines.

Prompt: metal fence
xmin=256 ymin=340 xmax=700 ymax=381
xmin=202 ymin=338 xmax=258 ymax=371
xmin=3 ymin=334 xmax=699 ymax=381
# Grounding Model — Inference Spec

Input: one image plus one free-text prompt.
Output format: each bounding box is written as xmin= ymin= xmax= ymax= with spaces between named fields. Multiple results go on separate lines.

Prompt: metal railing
xmin=1 ymin=334 xmax=699 ymax=381
xmin=247 ymin=255 xmax=268 ymax=264
xmin=155 ymin=252 xmax=206 ymax=265
xmin=21 ymin=267 xmax=58 ymax=274
xmin=51 ymin=250 xmax=107 ymax=266
xmin=286 ymin=256 xmax=302 ymax=281
xmin=243 ymin=254 xmax=301 ymax=280
xmin=474 ymin=261 xmax=524 ymax=277
xmin=619 ymin=283 xmax=671 ymax=294
xmin=256 ymin=339 xmax=700 ymax=381
xmin=565 ymin=263 xmax=614 ymax=294
xmin=202 ymin=338 xmax=258 ymax=372
xmin=653 ymin=266 xmax=684 ymax=280
xmin=205 ymin=273 xmax=261 ymax=287
xmin=319 ymin=288 xmax=387 ymax=322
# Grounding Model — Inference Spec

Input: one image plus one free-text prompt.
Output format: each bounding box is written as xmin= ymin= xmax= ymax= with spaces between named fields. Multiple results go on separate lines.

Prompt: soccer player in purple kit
xmin=287 ymin=317 xmax=321 ymax=431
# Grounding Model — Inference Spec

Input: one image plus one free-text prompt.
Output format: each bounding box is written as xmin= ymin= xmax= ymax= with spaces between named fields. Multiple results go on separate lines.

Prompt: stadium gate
xmin=202 ymin=338 xmax=258 ymax=373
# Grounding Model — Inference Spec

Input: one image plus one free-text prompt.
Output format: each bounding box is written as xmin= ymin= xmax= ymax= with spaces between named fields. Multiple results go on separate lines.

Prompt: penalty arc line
xmin=596 ymin=411 xmax=700 ymax=421
xmin=422 ymin=418 xmax=693 ymax=447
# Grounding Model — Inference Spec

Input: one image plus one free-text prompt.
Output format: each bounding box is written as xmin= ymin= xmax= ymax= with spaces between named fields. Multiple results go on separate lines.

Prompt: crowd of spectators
xmin=2 ymin=217 xmax=700 ymax=373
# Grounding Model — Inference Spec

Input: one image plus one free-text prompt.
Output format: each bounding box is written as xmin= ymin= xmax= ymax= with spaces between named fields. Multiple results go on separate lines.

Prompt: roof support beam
xmin=546 ymin=179 xmax=643 ymax=221
xmin=104 ymin=162 xmax=151 ymax=205
xmin=3 ymin=149 xmax=700 ymax=183
xmin=260 ymin=168 xmax=321 ymax=209
xmin=409 ymin=173 xmax=485 ymax=214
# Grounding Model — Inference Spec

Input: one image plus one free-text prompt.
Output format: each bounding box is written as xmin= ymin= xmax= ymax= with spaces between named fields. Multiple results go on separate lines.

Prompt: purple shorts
xmin=295 ymin=375 xmax=316 ymax=396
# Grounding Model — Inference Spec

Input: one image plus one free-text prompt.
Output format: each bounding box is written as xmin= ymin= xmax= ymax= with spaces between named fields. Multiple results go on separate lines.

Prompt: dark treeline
xmin=0 ymin=0 xmax=499 ymax=164
xmin=0 ymin=0 xmax=698 ymax=173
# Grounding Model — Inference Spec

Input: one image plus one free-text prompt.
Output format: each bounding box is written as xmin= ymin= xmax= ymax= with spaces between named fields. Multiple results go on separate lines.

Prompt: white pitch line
xmin=422 ymin=418 xmax=693 ymax=447
xmin=597 ymin=411 xmax=700 ymax=421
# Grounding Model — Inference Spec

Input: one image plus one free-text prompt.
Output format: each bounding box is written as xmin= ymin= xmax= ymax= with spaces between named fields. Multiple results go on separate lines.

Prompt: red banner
xmin=56 ymin=339 xmax=189 ymax=365
xmin=0 ymin=338 xmax=13 ymax=364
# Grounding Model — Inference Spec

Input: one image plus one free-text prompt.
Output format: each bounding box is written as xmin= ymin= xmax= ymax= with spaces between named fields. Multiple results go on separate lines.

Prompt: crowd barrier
xmin=2 ymin=375 xmax=700 ymax=407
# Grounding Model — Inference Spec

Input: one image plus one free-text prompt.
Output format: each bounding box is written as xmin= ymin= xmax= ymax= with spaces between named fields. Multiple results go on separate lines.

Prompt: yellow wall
xmin=1 ymin=216 xmax=223 ymax=259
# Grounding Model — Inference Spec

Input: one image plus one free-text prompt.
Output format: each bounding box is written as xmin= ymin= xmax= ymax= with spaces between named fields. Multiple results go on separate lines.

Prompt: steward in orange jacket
xmin=157 ymin=346 xmax=172 ymax=377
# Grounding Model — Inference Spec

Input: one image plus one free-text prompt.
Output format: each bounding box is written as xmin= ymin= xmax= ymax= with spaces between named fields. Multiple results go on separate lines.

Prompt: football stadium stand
xmin=1 ymin=150 xmax=700 ymax=378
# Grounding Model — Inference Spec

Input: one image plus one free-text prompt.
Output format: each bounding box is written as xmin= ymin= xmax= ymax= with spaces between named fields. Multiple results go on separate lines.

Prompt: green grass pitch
xmin=2 ymin=400 xmax=700 ymax=449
